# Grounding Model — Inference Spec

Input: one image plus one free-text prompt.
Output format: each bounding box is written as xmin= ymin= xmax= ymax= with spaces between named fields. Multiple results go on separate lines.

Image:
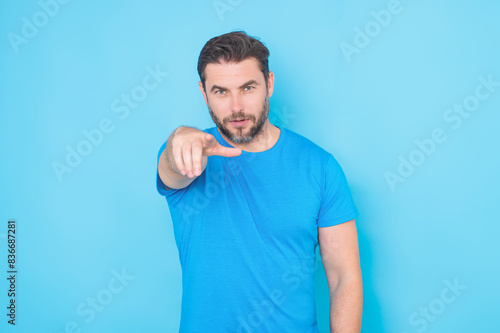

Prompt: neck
xmin=218 ymin=121 xmax=280 ymax=153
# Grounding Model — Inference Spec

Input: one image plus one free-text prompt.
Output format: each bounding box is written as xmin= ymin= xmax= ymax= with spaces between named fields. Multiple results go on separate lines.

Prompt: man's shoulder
xmin=281 ymin=127 xmax=331 ymax=158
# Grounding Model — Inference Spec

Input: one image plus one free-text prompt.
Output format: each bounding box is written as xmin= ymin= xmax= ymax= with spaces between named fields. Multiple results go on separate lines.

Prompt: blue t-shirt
xmin=156 ymin=126 xmax=359 ymax=332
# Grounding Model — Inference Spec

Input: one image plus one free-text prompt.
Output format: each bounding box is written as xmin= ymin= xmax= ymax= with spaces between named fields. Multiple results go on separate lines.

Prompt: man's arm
xmin=318 ymin=219 xmax=363 ymax=333
xmin=158 ymin=126 xmax=241 ymax=190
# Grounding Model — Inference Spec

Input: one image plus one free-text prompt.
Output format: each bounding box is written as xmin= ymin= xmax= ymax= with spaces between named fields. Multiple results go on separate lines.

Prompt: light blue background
xmin=1 ymin=1 xmax=499 ymax=332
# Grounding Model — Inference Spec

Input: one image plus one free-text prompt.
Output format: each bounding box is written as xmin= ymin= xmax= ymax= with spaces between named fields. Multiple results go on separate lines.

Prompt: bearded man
xmin=156 ymin=31 xmax=362 ymax=333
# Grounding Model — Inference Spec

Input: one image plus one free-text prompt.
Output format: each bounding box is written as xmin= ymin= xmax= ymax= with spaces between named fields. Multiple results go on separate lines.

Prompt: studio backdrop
xmin=1 ymin=1 xmax=499 ymax=332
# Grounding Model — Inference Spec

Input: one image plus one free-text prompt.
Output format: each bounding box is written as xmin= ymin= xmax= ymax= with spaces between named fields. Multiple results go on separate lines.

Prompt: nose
xmin=230 ymin=93 xmax=243 ymax=113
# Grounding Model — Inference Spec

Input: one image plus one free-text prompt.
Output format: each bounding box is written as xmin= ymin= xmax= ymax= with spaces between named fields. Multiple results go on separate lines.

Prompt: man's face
xmin=199 ymin=57 xmax=274 ymax=144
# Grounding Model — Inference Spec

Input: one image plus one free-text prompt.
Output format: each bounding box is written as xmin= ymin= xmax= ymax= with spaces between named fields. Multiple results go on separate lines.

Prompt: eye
xmin=215 ymin=90 xmax=226 ymax=95
xmin=244 ymin=86 xmax=254 ymax=91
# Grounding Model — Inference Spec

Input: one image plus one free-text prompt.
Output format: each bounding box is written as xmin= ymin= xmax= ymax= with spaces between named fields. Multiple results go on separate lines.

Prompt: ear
xmin=199 ymin=81 xmax=208 ymax=105
xmin=267 ymin=71 xmax=275 ymax=98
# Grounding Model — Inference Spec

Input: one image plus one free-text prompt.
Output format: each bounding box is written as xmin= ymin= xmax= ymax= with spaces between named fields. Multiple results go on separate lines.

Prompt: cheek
xmin=210 ymin=96 xmax=230 ymax=109
xmin=243 ymin=93 xmax=265 ymax=110
xmin=209 ymin=98 xmax=231 ymax=118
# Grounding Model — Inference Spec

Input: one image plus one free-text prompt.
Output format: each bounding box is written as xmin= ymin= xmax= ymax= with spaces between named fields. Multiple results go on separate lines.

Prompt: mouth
xmin=229 ymin=119 xmax=249 ymax=127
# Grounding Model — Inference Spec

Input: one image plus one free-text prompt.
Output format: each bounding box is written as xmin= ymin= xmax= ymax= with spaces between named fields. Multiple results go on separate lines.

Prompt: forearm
xmin=329 ymin=273 xmax=363 ymax=333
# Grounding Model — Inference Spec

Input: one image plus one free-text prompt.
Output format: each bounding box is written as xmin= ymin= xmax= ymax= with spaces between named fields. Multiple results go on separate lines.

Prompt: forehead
xmin=204 ymin=58 xmax=264 ymax=86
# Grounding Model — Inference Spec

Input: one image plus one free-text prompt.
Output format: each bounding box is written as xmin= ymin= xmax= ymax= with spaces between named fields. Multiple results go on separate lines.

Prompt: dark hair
xmin=197 ymin=31 xmax=270 ymax=91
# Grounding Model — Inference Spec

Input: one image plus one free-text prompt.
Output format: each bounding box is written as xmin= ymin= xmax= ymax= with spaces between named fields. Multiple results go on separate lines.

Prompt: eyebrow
xmin=210 ymin=80 xmax=260 ymax=93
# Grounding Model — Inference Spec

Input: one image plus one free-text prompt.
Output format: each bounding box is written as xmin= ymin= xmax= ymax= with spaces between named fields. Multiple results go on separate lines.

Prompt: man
xmin=156 ymin=31 xmax=362 ymax=332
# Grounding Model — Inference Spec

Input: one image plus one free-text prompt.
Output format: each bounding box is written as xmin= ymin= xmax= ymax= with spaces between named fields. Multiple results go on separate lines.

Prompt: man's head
xmin=197 ymin=31 xmax=274 ymax=144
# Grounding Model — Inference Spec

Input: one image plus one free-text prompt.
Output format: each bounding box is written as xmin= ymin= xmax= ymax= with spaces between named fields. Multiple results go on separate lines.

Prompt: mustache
xmin=223 ymin=112 xmax=256 ymax=124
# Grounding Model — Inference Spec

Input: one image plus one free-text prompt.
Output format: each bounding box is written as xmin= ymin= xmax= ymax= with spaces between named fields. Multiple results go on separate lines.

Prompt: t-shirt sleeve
xmin=156 ymin=141 xmax=170 ymax=196
xmin=317 ymin=154 xmax=359 ymax=227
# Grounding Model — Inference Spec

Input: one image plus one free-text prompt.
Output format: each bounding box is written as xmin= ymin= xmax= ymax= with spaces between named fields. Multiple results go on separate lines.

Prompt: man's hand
xmin=171 ymin=127 xmax=241 ymax=178
xmin=158 ymin=126 xmax=242 ymax=190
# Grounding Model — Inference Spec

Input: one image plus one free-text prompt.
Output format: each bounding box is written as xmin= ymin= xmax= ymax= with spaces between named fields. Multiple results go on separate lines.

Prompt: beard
xmin=208 ymin=95 xmax=270 ymax=144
